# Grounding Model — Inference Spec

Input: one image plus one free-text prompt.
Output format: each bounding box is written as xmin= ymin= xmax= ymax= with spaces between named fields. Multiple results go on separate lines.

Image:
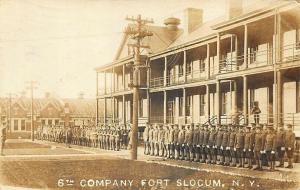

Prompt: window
xmin=21 ymin=120 xmax=25 ymax=131
xmin=14 ymin=119 xmax=18 ymax=131
xmin=221 ymin=93 xmax=227 ymax=115
xmin=200 ymin=59 xmax=205 ymax=73
xmin=186 ymin=61 xmax=192 ymax=75
xmin=186 ymin=96 xmax=192 ymax=116
xmin=179 ymin=97 xmax=183 ymax=116
xmin=48 ymin=120 xmax=52 ymax=125
xmin=55 ymin=120 xmax=59 ymax=125
xmin=200 ymin=94 xmax=206 ymax=116
xmin=41 ymin=119 xmax=46 ymax=125
xmin=179 ymin=64 xmax=184 ymax=77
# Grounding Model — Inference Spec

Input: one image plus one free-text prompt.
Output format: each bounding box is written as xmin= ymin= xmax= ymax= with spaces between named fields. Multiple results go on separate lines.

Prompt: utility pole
xmin=6 ymin=93 xmax=17 ymax=133
xmin=124 ymin=14 xmax=153 ymax=160
xmin=26 ymin=81 xmax=38 ymax=141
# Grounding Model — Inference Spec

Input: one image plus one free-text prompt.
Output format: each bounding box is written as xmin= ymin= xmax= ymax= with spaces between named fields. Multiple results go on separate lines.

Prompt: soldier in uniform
xmin=264 ymin=125 xmax=276 ymax=171
xmin=261 ymin=124 xmax=268 ymax=166
xmin=235 ymin=125 xmax=245 ymax=167
xmin=228 ymin=124 xmax=237 ymax=167
xmin=0 ymin=123 xmax=7 ymax=156
xmin=253 ymin=125 xmax=264 ymax=170
xmin=143 ymin=123 xmax=150 ymax=155
xmin=158 ymin=125 xmax=165 ymax=157
xmin=66 ymin=127 xmax=73 ymax=148
xmin=193 ymin=123 xmax=200 ymax=162
xmin=221 ymin=125 xmax=230 ymax=166
xmin=163 ymin=124 xmax=169 ymax=158
xmin=208 ymin=125 xmax=217 ymax=164
xmin=275 ymin=124 xmax=286 ymax=167
xmin=115 ymin=127 xmax=121 ymax=151
xmin=178 ymin=125 xmax=185 ymax=160
xmin=215 ymin=124 xmax=223 ymax=165
xmin=149 ymin=125 xmax=154 ymax=156
xmin=153 ymin=125 xmax=159 ymax=156
xmin=285 ymin=124 xmax=296 ymax=168
xmin=173 ymin=124 xmax=180 ymax=160
xmin=186 ymin=124 xmax=194 ymax=161
xmin=168 ymin=124 xmax=175 ymax=159
xmin=203 ymin=125 xmax=210 ymax=163
xmin=198 ymin=125 xmax=205 ymax=163
xmin=244 ymin=124 xmax=254 ymax=169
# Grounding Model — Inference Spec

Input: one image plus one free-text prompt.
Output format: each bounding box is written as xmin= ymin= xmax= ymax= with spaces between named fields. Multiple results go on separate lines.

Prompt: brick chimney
xmin=183 ymin=8 xmax=203 ymax=35
xmin=226 ymin=0 xmax=243 ymax=20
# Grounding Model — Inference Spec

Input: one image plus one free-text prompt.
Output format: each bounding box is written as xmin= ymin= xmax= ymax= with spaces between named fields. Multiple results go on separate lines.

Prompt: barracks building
xmin=95 ymin=0 xmax=300 ymax=136
xmin=0 ymin=94 xmax=97 ymax=136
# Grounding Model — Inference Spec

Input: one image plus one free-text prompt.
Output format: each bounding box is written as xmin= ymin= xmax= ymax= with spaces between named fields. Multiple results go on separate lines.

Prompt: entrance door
xmin=167 ymin=101 xmax=175 ymax=124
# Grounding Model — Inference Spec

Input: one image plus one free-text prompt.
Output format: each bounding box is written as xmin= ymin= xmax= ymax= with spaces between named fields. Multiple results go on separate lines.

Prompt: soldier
xmin=149 ymin=125 xmax=154 ymax=156
xmin=215 ymin=124 xmax=223 ymax=165
xmin=163 ymin=125 xmax=169 ymax=158
xmin=203 ymin=125 xmax=210 ymax=163
xmin=168 ymin=124 xmax=175 ymax=159
xmin=198 ymin=125 xmax=205 ymax=163
xmin=158 ymin=125 xmax=165 ymax=157
xmin=264 ymin=125 xmax=276 ymax=171
xmin=122 ymin=125 xmax=129 ymax=149
xmin=66 ymin=127 xmax=73 ymax=148
xmin=115 ymin=127 xmax=121 ymax=151
xmin=235 ymin=125 xmax=245 ymax=168
xmin=275 ymin=124 xmax=286 ymax=167
xmin=228 ymin=124 xmax=237 ymax=167
xmin=221 ymin=125 xmax=230 ymax=166
xmin=173 ymin=124 xmax=180 ymax=160
xmin=244 ymin=124 xmax=253 ymax=169
xmin=153 ymin=125 xmax=159 ymax=156
xmin=261 ymin=124 xmax=269 ymax=166
xmin=285 ymin=124 xmax=296 ymax=168
xmin=0 ymin=123 xmax=7 ymax=156
xmin=193 ymin=123 xmax=200 ymax=162
xmin=187 ymin=124 xmax=194 ymax=161
xmin=208 ymin=125 xmax=217 ymax=164
xmin=253 ymin=125 xmax=264 ymax=170
xmin=184 ymin=124 xmax=193 ymax=161
xmin=143 ymin=123 xmax=150 ymax=155
xmin=178 ymin=125 xmax=185 ymax=160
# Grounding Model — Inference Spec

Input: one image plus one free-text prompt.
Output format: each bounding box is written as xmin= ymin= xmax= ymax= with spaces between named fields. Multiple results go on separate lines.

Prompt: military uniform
xmin=199 ymin=126 xmax=205 ymax=163
xmin=285 ymin=124 xmax=296 ymax=168
xmin=163 ymin=125 xmax=169 ymax=157
xmin=168 ymin=125 xmax=175 ymax=159
xmin=275 ymin=126 xmax=286 ymax=167
xmin=208 ymin=125 xmax=217 ymax=164
xmin=264 ymin=125 xmax=276 ymax=171
xmin=203 ymin=126 xmax=210 ymax=163
xmin=148 ymin=126 xmax=154 ymax=155
xmin=235 ymin=126 xmax=245 ymax=167
xmin=215 ymin=125 xmax=223 ymax=165
xmin=253 ymin=125 xmax=264 ymax=170
xmin=221 ymin=126 xmax=230 ymax=166
xmin=153 ymin=126 xmax=159 ymax=156
xmin=178 ymin=125 xmax=185 ymax=160
xmin=228 ymin=125 xmax=237 ymax=166
xmin=192 ymin=124 xmax=200 ymax=162
xmin=173 ymin=125 xmax=180 ymax=159
xmin=184 ymin=125 xmax=193 ymax=161
xmin=143 ymin=125 xmax=150 ymax=155
xmin=244 ymin=125 xmax=253 ymax=168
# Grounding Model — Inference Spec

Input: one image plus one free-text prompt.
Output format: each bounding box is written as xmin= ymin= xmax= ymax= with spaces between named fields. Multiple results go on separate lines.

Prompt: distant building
xmin=0 ymin=96 xmax=98 ymax=133
xmin=95 ymin=0 xmax=300 ymax=136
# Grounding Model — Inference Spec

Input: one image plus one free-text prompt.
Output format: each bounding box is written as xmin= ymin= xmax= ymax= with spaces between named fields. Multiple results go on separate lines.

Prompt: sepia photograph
xmin=0 ymin=0 xmax=300 ymax=189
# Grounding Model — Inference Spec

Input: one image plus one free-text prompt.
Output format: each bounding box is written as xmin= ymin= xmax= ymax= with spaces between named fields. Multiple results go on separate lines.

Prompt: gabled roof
xmin=62 ymin=98 xmax=96 ymax=117
xmin=114 ymin=24 xmax=183 ymax=61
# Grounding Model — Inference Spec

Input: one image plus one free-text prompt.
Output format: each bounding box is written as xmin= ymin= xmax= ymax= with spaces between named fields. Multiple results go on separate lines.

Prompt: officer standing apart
xmin=0 ymin=122 xmax=7 ymax=156
xmin=285 ymin=124 xmax=296 ymax=168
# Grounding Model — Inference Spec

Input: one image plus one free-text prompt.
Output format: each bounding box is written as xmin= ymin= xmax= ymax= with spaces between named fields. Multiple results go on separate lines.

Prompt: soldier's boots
xmin=194 ymin=153 xmax=200 ymax=162
xmin=231 ymin=157 xmax=237 ymax=167
xmin=277 ymin=158 xmax=284 ymax=167
xmin=247 ymin=158 xmax=253 ymax=169
xmin=286 ymin=159 xmax=293 ymax=168
xmin=253 ymin=160 xmax=263 ymax=171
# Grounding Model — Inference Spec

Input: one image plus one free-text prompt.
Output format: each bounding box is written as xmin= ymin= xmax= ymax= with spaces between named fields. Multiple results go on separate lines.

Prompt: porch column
xmin=147 ymin=90 xmax=150 ymax=123
xmin=232 ymin=80 xmax=238 ymax=124
xmin=244 ymin=24 xmax=248 ymax=69
xmin=243 ymin=76 xmax=248 ymax=124
xmin=123 ymin=95 xmax=126 ymax=124
xmin=104 ymin=98 xmax=107 ymax=125
xmin=275 ymin=13 xmax=282 ymax=63
xmin=277 ymin=70 xmax=283 ymax=127
xmin=112 ymin=67 xmax=115 ymax=92
xmin=206 ymin=43 xmax=210 ymax=79
xmin=164 ymin=57 xmax=167 ymax=86
xmin=183 ymin=88 xmax=186 ymax=124
xmin=216 ymin=80 xmax=221 ymax=124
xmin=96 ymin=99 xmax=99 ymax=125
xmin=235 ymin=34 xmax=238 ymax=70
xmin=164 ymin=91 xmax=167 ymax=124
xmin=216 ymin=34 xmax=220 ymax=74
xmin=96 ymin=72 xmax=99 ymax=125
xmin=206 ymin=84 xmax=210 ymax=121
xmin=123 ymin=64 xmax=126 ymax=90
xmin=183 ymin=51 xmax=187 ymax=82
xmin=112 ymin=97 xmax=115 ymax=123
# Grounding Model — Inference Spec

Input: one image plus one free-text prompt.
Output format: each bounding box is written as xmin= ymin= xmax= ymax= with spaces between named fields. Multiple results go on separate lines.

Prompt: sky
xmin=0 ymin=0 xmax=260 ymax=99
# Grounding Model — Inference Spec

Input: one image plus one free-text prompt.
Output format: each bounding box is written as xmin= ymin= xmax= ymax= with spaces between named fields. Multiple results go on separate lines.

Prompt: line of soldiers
xmin=143 ymin=122 xmax=296 ymax=171
xmin=36 ymin=124 xmax=132 ymax=151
